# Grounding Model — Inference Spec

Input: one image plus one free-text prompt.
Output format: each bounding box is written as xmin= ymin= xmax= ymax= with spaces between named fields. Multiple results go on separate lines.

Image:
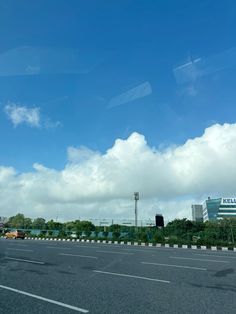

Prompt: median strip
xmin=93 ymin=270 xmax=170 ymax=283
xmin=141 ymin=261 xmax=207 ymax=271
xmin=0 ymin=284 xmax=89 ymax=313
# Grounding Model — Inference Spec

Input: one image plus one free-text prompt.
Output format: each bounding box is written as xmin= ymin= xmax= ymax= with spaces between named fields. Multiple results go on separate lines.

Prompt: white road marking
xmin=193 ymin=253 xmax=236 ymax=259
xmin=49 ymin=244 xmax=102 ymax=249
xmin=0 ymin=284 xmax=88 ymax=313
xmin=5 ymin=257 xmax=45 ymax=264
xmin=122 ymin=249 xmax=148 ymax=252
xmin=7 ymin=248 xmax=33 ymax=252
xmin=77 ymin=245 xmax=113 ymax=249
xmin=123 ymin=247 xmax=176 ymax=252
xmin=46 ymin=246 xmax=70 ymax=249
xmin=59 ymin=253 xmax=97 ymax=259
xmin=93 ymin=270 xmax=170 ymax=283
xmin=8 ymin=244 xmax=28 ymax=247
xmin=36 ymin=243 xmax=54 ymax=245
xmin=96 ymin=250 xmax=133 ymax=255
xmin=141 ymin=261 xmax=207 ymax=271
xmin=170 ymin=256 xmax=229 ymax=263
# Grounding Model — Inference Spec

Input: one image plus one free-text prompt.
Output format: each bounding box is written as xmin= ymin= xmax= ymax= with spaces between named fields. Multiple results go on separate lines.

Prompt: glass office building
xmin=203 ymin=197 xmax=236 ymax=222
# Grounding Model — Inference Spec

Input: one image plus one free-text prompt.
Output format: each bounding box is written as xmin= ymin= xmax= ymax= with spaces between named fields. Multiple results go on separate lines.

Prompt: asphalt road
xmin=0 ymin=238 xmax=236 ymax=314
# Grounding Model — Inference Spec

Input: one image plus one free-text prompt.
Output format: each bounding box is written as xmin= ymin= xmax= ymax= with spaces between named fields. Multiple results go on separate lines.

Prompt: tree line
xmin=2 ymin=213 xmax=236 ymax=246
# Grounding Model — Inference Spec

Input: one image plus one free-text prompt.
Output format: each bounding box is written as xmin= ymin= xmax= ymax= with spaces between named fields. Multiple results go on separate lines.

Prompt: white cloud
xmin=4 ymin=102 xmax=40 ymax=127
xmin=1 ymin=123 xmax=236 ymax=222
xmin=4 ymin=102 xmax=62 ymax=129
xmin=43 ymin=118 xmax=62 ymax=129
xmin=67 ymin=146 xmax=99 ymax=163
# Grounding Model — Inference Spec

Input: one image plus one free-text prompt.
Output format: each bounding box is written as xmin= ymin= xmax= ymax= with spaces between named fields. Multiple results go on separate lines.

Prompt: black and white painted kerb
xmin=1 ymin=236 xmax=235 ymax=252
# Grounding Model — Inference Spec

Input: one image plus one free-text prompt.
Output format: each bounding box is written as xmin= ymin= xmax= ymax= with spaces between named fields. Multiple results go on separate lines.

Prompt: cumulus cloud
xmin=4 ymin=102 xmax=40 ymax=127
xmin=1 ymin=123 xmax=236 ymax=221
xmin=67 ymin=146 xmax=99 ymax=163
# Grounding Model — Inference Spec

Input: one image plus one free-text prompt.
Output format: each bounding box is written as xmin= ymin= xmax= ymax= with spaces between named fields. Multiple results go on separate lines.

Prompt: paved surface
xmin=0 ymin=238 xmax=236 ymax=313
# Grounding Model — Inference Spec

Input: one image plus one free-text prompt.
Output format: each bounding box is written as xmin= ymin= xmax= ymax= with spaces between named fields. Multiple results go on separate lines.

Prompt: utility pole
xmin=56 ymin=209 xmax=59 ymax=222
xmin=134 ymin=192 xmax=139 ymax=228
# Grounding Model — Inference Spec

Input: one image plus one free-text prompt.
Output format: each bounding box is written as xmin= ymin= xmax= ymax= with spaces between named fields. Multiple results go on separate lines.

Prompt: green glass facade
xmin=203 ymin=197 xmax=236 ymax=222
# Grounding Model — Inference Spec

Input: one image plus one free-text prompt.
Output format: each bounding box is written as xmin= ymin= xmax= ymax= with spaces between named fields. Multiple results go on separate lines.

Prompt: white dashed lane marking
xmin=141 ymin=261 xmax=207 ymax=271
xmin=0 ymin=284 xmax=89 ymax=313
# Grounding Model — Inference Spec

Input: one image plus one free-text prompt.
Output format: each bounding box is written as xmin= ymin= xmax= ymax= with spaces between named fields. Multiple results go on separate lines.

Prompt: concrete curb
xmin=2 ymin=236 xmax=234 ymax=252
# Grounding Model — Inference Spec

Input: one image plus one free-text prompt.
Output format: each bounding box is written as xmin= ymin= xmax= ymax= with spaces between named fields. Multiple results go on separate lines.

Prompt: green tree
xmin=218 ymin=218 xmax=236 ymax=244
xmin=165 ymin=219 xmax=194 ymax=240
xmin=46 ymin=219 xmax=63 ymax=231
xmin=23 ymin=218 xmax=32 ymax=229
xmin=7 ymin=213 xmax=26 ymax=229
xmin=153 ymin=228 xmax=165 ymax=243
xmin=109 ymin=224 xmax=121 ymax=239
xmin=136 ymin=230 xmax=148 ymax=243
xmin=80 ymin=221 xmax=95 ymax=231
xmin=64 ymin=221 xmax=76 ymax=231
xmin=109 ymin=224 xmax=121 ymax=232
xmin=32 ymin=218 xmax=46 ymax=229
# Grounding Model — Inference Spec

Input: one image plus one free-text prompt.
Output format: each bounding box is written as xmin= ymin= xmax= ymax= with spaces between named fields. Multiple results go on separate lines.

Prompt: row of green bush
xmin=25 ymin=233 xmax=236 ymax=249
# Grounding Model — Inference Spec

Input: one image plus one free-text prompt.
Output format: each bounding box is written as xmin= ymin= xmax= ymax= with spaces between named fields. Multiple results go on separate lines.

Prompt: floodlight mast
xmin=134 ymin=192 xmax=139 ymax=228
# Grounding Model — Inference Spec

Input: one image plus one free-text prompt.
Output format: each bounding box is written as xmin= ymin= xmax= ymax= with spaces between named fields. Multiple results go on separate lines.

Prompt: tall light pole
xmin=134 ymin=192 xmax=139 ymax=228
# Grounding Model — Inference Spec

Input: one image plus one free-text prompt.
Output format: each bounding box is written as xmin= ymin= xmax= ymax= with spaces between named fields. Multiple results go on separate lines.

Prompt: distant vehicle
xmin=5 ymin=230 xmax=25 ymax=239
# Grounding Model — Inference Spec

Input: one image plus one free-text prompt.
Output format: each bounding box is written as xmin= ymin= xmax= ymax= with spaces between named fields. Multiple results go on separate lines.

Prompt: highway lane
xmin=0 ymin=238 xmax=236 ymax=313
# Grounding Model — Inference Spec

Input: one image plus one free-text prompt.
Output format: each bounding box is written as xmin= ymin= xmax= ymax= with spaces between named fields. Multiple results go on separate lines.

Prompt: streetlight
xmin=134 ymin=192 xmax=139 ymax=228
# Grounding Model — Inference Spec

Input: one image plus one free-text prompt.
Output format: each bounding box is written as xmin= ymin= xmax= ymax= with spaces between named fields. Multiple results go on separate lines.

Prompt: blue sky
xmin=0 ymin=0 xmax=235 ymax=171
xmin=1 ymin=1 xmax=236 ymax=221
